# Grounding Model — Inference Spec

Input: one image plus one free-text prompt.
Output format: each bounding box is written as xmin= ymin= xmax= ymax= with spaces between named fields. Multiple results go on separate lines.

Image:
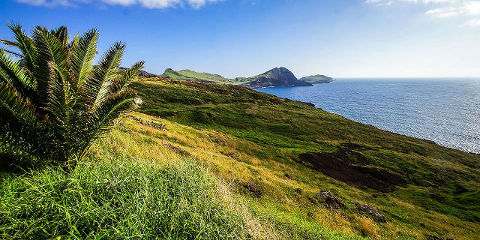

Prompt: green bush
xmin=0 ymin=24 xmax=144 ymax=168
xmin=0 ymin=159 xmax=246 ymax=239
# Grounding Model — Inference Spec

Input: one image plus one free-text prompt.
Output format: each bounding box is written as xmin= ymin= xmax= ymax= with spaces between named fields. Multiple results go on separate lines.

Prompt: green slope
xmin=161 ymin=68 xmax=243 ymax=84
xmin=131 ymin=77 xmax=480 ymax=239
xmin=2 ymin=75 xmax=479 ymax=239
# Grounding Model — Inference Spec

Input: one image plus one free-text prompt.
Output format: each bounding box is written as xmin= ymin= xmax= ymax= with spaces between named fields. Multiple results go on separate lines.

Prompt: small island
xmin=299 ymin=74 xmax=334 ymax=84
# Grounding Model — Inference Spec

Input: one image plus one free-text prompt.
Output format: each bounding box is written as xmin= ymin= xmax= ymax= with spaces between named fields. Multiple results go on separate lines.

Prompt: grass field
xmin=1 ymin=76 xmax=479 ymax=239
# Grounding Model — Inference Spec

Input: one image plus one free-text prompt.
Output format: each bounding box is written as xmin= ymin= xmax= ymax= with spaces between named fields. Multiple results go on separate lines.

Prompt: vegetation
xmin=0 ymin=158 xmax=247 ymax=239
xmin=299 ymin=74 xmax=334 ymax=84
xmin=1 ymin=25 xmax=479 ymax=240
xmin=161 ymin=68 xmax=246 ymax=84
xmin=0 ymin=24 xmax=143 ymax=168
xmin=161 ymin=67 xmax=324 ymax=87
xmin=129 ymin=77 xmax=480 ymax=239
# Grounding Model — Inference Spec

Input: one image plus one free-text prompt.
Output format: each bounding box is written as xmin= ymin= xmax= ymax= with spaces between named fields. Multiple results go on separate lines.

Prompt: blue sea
xmin=257 ymin=79 xmax=480 ymax=154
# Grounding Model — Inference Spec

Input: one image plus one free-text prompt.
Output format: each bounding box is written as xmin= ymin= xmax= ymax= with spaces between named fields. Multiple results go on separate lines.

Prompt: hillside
xmin=160 ymin=67 xmax=332 ymax=88
xmin=299 ymin=74 xmax=334 ymax=84
xmin=2 ymin=75 xmax=479 ymax=239
xmin=237 ymin=67 xmax=312 ymax=88
xmin=127 ymin=77 xmax=480 ymax=239
xmin=161 ymin=68 xmax=243 ymax=84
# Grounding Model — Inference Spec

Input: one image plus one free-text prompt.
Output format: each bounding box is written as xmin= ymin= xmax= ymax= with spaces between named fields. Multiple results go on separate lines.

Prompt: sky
xmin=0 ymin=0 xmax=479 ymax=78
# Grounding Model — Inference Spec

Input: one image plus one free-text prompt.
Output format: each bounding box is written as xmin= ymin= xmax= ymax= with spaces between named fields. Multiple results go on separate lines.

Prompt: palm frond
xmin=4 ymin=24 xmax=37 ymax=75
xmin=0 ymin=49 xmax=35 ymax=95
xmin=52 ymin=26 xmax=69 ymax=46
xmin=0 ymin=81 xmax=36 ymax=126
xmin=32 ymin=26 xmax=69 ymax=102
xmin=1 ymin=49 xmax=22 ymax=58
xmin=70 ymin=33 xmax=80 ymax=49
xmin=45 ymin=62 xmax=67 ymax=125
xmin=85 ymin=42 xmax=125 ymax=107
xmin=90 ymin=89 xmax=135 ymax=132
xmin=0 ymin=39 xmax=18 ymax=47
xmin=71 ymin=29 xmax=98 ymax=86
xmin=109 ymin=61 xmax=144 ymax=93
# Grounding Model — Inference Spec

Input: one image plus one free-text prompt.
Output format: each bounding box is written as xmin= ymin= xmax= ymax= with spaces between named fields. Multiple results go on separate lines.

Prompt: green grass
xmin=128 ymin=78 xmax=480 ymax=239
xmin=0 ymin=158 xmax=247 ymax=239
xmin=2 ymin=76 xmax=480 ymax=239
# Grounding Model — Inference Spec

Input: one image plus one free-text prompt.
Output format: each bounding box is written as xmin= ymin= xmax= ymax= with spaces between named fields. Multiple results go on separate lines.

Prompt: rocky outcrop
xmin=240 ymin=67 xmax=312 ymax=88
xmin=353 ymin=201 xmax=386 ymax=222
xmin=245 ymin=181 xmax=262 ymax=197
xmin=315 ymin=190 xmax=345 ymax=209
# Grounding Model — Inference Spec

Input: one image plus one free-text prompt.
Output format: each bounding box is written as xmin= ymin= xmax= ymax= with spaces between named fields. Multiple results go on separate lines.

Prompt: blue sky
xmin=1 ymin=0 xmax=479 ymax=78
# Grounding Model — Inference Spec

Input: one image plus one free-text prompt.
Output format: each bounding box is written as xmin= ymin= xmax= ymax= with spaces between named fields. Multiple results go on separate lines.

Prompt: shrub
xmin=0 ymin=24 xmax=144 ymax=168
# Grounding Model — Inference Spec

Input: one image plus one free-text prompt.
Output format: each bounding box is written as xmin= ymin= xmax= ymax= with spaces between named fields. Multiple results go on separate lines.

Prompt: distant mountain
xmin=299 ymin=74 xmax=334 ymax=84
xmin=154 ymin=67 xmax=332 ymax=88
xmin=238 ymin=67 xmax=312 ymax=88
xmin=161 ymin=68 xmax=238 ymax=84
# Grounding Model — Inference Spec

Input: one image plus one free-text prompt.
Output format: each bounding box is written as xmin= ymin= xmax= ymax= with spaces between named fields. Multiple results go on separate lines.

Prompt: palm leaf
xmin=0 ymin=81 xmax=36 ymax=126
xmin=32 ymin=26 xmax=69 ymax=104
xmin=85 ymin=42 xmax=125 ymax=107
xmin=71 ymin=29 xmax=98 ymax=86
xmin=2 ymin=24 xmax=37 ymax=75
xmin=90 ymin=89 xmax=135 ymax=132
xmin=109 ymin=61 xmax=144 ymax=93
xmin=0 ymin=49 xmax=35 ymax=95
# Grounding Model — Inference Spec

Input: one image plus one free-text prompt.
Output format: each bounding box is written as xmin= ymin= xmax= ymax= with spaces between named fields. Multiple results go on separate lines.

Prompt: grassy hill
xmin=1 ymin=76 xmax=479 ymax=239
xmin=160 ymin=68 xmax=331 ymax=87
xmin=161 ymin=68 xmax=247 ymax=84
xmin=128 ymin=77 xmax=479 ymax=239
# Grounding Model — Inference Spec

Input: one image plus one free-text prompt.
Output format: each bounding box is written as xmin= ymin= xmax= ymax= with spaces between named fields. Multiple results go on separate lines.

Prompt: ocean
xmin=257 ymin=78 xmax=480 ymax=154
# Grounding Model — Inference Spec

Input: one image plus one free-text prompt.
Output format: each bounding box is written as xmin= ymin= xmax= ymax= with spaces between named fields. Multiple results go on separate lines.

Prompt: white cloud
xmin=17 ymin=0 xmax=75 ymax=6
xmin=460 ymin=17 xmax=480 ymax=26
xmin=366 ymin=0 xmax=480 ymax=28
xmin=16 ymin=0 xmax=220 ymax=8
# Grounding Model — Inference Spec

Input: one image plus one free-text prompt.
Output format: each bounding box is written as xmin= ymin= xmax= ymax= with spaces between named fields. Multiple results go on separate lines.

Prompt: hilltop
xmin=236 ymin=67 xmax=312 ymax=88
xmin=160 ymin=67 xmax=332 ymax=88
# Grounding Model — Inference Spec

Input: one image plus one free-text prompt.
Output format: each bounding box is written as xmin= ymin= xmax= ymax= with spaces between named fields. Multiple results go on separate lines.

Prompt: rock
xmin=214 ymin=138 xmax=226 ymax=145
xmin=353 ymin=201 xmax=386 ymax=223
xmin=240 ymin=67 xmax=312 ymax=88
xmin=245 ymin=181 xmax=262 ymax=197
xmin=315 ymin=191 xmax=345 ymax=209
xmin=425 ymin=235 xmax=454 ymax=240
xmin=163 ymin=141 xmax=190 ymax=156
xmin=123 ymin=115 xmax=167 ymax=131
xmin=138 ymin=70 xmax=159 ymax=78
xmin=223 ymin=152 xmax=241 ymax=162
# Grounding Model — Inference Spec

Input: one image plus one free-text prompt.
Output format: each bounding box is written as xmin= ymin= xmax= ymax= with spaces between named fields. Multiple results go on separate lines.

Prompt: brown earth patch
xmin=298 ymin=143 xmax=405 ymax=192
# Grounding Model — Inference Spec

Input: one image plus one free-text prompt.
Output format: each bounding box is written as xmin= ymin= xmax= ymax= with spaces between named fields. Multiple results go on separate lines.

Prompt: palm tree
xmin=0 ymin=24 xmax=144 ymax=168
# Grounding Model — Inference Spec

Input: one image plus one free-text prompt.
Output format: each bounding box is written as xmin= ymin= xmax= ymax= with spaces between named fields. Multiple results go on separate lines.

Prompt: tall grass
xmin=0 ymin=158 xmax=247 ymax=239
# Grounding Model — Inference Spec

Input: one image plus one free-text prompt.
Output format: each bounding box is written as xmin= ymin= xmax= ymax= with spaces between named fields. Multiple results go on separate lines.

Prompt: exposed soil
xmin=298 ymin=143 xmax=406 ymax=192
